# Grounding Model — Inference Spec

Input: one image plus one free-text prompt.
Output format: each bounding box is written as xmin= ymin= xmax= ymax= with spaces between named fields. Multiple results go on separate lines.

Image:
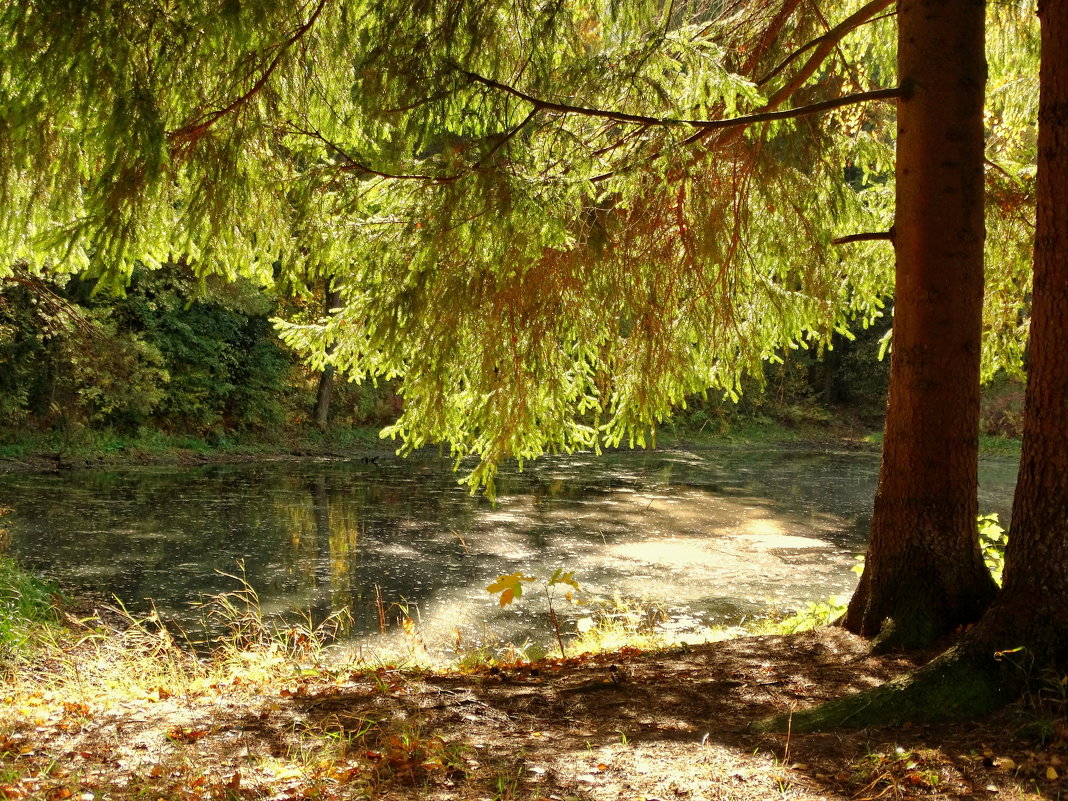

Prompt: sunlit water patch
xmin=0 ymin=448 xmax=1018 ymax=653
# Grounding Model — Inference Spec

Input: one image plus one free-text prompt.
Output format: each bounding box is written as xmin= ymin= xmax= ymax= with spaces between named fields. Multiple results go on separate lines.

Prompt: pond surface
xmin=0 ymin=447 xmax=1019 ymax=652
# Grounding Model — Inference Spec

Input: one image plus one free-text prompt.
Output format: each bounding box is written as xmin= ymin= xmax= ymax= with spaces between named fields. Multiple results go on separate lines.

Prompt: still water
xmin=0 ymin=448 xmax=1019 ymax=650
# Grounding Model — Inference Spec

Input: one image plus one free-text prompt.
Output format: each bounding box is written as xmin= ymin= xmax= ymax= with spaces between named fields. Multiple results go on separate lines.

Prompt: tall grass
xmin=0 ymin=551 xmax=61 ymax=658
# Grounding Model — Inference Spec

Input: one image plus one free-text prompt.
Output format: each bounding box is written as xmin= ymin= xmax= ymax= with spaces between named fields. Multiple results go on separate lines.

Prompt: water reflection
xmin=0 ymin=448 xmax=1018 ymax=649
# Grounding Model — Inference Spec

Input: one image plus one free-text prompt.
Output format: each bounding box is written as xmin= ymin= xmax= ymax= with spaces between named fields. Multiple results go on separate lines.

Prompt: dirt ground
xmin=1 ymin=627 xmax=1065 ymax=801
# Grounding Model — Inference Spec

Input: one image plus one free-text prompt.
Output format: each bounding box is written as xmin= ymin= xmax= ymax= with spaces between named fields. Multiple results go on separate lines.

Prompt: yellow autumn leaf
xmin=486 ymin=573 xmax=535 ymax=606
xmin=1047 ymin=766 xmax=1059 ymax=780
xmin=548 ymin=568 xmax=581 ymax=591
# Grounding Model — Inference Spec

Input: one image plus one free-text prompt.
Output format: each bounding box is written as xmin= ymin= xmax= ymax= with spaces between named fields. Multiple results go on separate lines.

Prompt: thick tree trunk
xmin=960 ymin=0 xmax=1068 ymax=668
xmin=759 ymin=0 xmax=1067 ymax=733
xmin=313 ymin=282 xmax=343 ymax=432
xmin=844 ymin=0 xmax=998 ymax=649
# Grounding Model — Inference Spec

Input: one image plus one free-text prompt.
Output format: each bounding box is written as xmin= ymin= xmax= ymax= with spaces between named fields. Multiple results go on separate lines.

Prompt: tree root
xmin=752 ymin=646 xmax=1022 ymax=733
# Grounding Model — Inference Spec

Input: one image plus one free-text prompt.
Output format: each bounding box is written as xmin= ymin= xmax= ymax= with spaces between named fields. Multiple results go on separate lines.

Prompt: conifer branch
xmin=290 ymin=108 xmax=539 ymax=183
xmin=3 ymin=271 xmax=97 ymax=336
xmin=678 ymin=0 xmax=897 ymax=156
xmin=470 ymin=108 xmax=540 ymax=171
xmin=167 ymin=0 xmax=329 ymax=154
xmin=290 ymin=124 xmax=446 ymax=181
xmin=460 ymin=68 xmax=902 ymax=134
xmin=741 ymin=0 xmax=804 ymax=77
xmin=459 ymin=70 xmax=684 ymax=126
xmin=685 ymin=88 xmax=904 ymax=133
xmin=757 ymin=0 xmax=896 ymax=89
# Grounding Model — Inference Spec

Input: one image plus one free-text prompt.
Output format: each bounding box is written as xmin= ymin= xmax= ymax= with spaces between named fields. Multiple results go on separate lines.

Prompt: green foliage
xmin=0 ymin=274 xmax=169 ymax=433
xmin=0 ymin=1 xmax=1040 ymax=485
xmin=0 ymin=267 xmax=337 ymax=440
xmin=120 ymin=269 xmax=292 ymax=433
xmin=487 ymin=569 xmax=584 ymax=656
xmin=979 ymin=513 xmax=1007 ymax=586
xmin=547 ymin=568 xmax=581 ymax=597
xmin=767 ymin=596 xmax=851 ymax=635
xmin=980 ymin=373 xmax=1026 ymax=439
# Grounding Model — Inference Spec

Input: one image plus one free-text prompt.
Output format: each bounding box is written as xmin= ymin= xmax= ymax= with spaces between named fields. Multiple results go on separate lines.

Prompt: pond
xmin=0 ymin=447 xmax=1019 ymax=653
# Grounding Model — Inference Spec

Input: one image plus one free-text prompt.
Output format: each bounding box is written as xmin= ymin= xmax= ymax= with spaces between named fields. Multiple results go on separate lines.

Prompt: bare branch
xmin=832 ymin=230 xmax=894 ymax=245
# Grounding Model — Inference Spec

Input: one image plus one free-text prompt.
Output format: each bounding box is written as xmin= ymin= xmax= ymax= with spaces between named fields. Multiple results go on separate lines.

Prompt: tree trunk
xmin=759 ymin=0 xmax=1067 ymax=733
xmin=844 ymin=0 xmax=998 ymax=649
xmin=313 ymin=282 xmax=343 ymax=432
xmin=314 ymin=365 xmax=336 ymax=431
xmin=960 ymin=0 xmax=1068 ymax=668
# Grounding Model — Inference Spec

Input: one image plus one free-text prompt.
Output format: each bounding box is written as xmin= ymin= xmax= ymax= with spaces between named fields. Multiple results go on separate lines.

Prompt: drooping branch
xmin=167 ymin=0 xmax=329 ymax=154
xmin=288 ymin=124 xmax=450 ymax=182
xmin=676 ymin=87 xmax=903 ymax=143
xmin=757 ymin=0 xmax=896 ymax=90
xmin=2 ymin=271 xmax=97 ymax=336
xmin=740 ymin=0 xmax=805 ymax=76
xmin=679 ymin=0 xmax=898 ymax=161
xmin=289 ymin=108 xmax=540 ymax=183
xmin=469 ymin=108 xmax=540 ymax=171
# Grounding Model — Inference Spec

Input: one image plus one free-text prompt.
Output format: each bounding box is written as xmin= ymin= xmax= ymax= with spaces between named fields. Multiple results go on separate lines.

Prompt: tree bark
xmin=960 ymin=0 xmax=1068 ymax=668
xmin=844 ymin=0 xmax=998 ymax=649
xmin=759 ymin=0 xmax=1067 ymax=733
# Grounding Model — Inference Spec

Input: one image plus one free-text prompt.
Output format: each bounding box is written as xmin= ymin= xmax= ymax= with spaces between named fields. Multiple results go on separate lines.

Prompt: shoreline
xmin=0 ymin=422 xmax=1022 ymax=476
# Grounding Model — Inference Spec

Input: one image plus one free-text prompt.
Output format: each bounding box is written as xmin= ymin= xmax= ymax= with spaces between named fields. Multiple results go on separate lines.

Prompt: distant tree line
xmin=0 ymin=265 xmax=402 ymax=443
xmin=1 ymin=264 xmax=1029 ymax=447
xmin=1 ymin=262 xmax=912 ymax=445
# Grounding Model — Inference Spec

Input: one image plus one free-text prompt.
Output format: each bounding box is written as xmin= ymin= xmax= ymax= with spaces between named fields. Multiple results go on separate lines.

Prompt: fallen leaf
xmin=166 ymin=726 xmax=210 ymax=743
xmin=1047 ymin=766 xmax=1059 ymax=780
xmin=998 ymin=757 xmax=1017 ymax=771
